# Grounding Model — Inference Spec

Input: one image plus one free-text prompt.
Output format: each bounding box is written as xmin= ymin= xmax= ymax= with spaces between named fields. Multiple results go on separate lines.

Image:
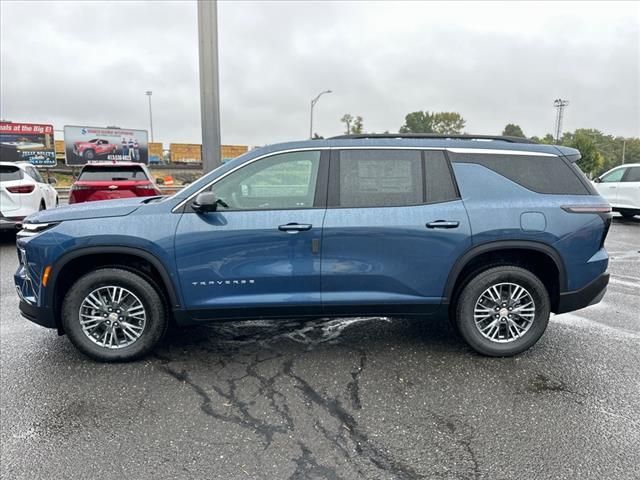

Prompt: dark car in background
xmin=68 ymin=162 xmax=161 ymax=204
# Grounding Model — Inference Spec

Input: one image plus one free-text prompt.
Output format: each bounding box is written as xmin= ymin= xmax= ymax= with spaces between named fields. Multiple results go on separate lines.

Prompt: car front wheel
xmin=455 ymin=266 xmax=550 ymax=356
xmin=62 ymin=268 xmax=168 ymax=362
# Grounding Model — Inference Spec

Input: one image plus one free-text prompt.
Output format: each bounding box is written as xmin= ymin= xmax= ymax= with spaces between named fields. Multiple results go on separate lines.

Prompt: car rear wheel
xmin=620 ymin=210 xmax=638 ymax=218
xmin=455 ymin=266 xmax=550 ymax=356
xmin=83 ymin=149 xmax=95 ymax=160
xmin=62 ymin=268 xmax=168 ymax=362
xmin=39 ymin=201 xmax=45 ymax=211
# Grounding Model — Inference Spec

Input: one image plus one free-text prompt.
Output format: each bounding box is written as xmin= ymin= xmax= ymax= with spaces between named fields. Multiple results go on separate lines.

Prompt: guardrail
xmin=56 ymin=185 xmax=181 ymax=200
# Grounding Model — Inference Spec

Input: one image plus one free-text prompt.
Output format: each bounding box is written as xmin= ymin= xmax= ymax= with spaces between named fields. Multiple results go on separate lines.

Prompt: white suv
xmin=593 ymin=163 xmax=640 ymax=218
xmin=0 ymin=162 xmax=58 ymax=231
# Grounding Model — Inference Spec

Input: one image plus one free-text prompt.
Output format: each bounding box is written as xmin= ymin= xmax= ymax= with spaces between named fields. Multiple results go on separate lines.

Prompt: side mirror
xmin=593 ymin=177 xmax=601 ymax=183
xmin=192 ymin=192 xmax=221 ymax=213
xmin=47 ymin=177 xmax=57 ymax=185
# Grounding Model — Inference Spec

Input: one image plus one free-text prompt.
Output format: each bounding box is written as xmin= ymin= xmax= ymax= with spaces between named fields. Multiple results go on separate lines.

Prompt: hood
xmin=24 ymin=196 xmax=147 ymax=224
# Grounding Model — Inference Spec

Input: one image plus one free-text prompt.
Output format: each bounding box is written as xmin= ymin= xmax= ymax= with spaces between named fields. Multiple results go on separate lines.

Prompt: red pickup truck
xmin=73 ymin=138 xmax=118 ymax=160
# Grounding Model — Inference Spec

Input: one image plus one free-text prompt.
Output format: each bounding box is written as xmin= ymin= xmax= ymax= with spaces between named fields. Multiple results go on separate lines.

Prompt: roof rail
xmin=329 ymin=133 xmax=537 ymax=144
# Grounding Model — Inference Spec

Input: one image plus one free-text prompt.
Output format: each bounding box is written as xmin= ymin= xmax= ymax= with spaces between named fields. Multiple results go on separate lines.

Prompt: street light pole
xmin=309 ymin=89 xmax=332 ymax=139
xmin=145 ymin=91 xmax=154 ymax=142
xmin=197 ymin=0 xmax=222 ymax=173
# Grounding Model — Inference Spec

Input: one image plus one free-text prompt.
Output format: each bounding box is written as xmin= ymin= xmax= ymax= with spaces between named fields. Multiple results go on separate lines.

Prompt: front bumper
xmin=556 ymin=272 xmax=609 ymax=314
xmin=19 ymin=300 xmax=56 ymax=328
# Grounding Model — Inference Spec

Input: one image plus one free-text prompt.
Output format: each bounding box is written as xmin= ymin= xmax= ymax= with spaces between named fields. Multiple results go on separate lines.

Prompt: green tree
xmin=432 ymin=112 xmax=466 ymax=134
xmin=352 ymin=116 xmax=364 ymax=134
xmin=502 ymin=124 xmax=526 ymax=137
xmin=566 ymin=130 xmax=604 ymax=177
xmin=399 ymin=111 xmax=435 ymax=133
xmin=340 ymin=114 xmax=353 ymax=134
xmin=340 ymin=114 xmax=364 ymax=134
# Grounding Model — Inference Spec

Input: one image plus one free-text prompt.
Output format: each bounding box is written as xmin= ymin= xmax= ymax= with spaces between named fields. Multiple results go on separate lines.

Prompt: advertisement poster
xmin=0 ymin=122 xmax=56 ymax=166
xmin=64 ymin=125 xmax=148 ymax=165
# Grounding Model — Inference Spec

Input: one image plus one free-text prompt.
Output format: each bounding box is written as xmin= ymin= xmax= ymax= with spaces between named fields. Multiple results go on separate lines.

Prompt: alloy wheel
xmin=473 ymin=282 xmax=536 ymax=343
xmin=78 ymin=286 xmax=147 ymax=349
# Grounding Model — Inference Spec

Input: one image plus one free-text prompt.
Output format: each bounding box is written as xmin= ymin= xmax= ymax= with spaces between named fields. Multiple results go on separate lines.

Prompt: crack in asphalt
xmin=154 ymin=353 xmax=290 ymax=448
xmin=288 ymin=441 xmax=344 ymax=480
xmin=283 ymin=358 xmax=423 ymax=480
xmin=346 ymin=349 xmax=366 ymax=410
xmin=435 ymin=417 xmax=481 ymax=480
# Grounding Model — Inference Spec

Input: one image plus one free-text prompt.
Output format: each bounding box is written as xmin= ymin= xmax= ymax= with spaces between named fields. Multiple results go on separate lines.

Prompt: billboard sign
xmin=63 ymin=125 xmax=148 ymax=165
xmin=0 ymin=122 xmax=56 ymax=166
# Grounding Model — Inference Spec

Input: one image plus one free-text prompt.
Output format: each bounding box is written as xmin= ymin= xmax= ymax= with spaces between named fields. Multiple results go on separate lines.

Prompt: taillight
xmin=135 ymin=183 xmax=159 ymax=194
xmin=562 ymin=205 xmax=613 ymax=248
xmin=70 ymin=184 xmax=92 ymax=190
xmin=6 ymin=185 xmax=35 ymax=194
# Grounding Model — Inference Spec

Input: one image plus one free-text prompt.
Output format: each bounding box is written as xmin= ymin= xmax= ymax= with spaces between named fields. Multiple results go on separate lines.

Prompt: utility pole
xmin=145 ymin=91 xmax=154 ymax=142
xmin=622 ymin=138 xmax=626 ymax=164
xmin=553 ymin=99 xmax=569 ymax=144
xmin=197 ymin=0 xmax=222 ymax=173
xmin=309 ymin=90 xmax=332 ymax=139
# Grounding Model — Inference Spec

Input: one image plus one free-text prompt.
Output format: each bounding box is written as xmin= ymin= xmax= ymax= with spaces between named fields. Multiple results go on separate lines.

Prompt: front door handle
xmin=426 ymin=220 xmax=460 ymax=229
xmin=278 ymin=223 xmax=312 ymax=233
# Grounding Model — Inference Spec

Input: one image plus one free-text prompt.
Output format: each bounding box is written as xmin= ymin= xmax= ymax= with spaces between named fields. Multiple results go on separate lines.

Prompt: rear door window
xmin=78 ymin=166 xmax=149 ymax=181
xmin=26 ymin=166 xmax=45 ymax=183
xmin=622 ymin=167 xmax=640 ymax=182
xmin=0 ymin=166 xmax=24 ymax=182
xmin=331 ymin=149 xmax=459 ymax=208
xmin=334 ymin=150 xmax=424 ymax=208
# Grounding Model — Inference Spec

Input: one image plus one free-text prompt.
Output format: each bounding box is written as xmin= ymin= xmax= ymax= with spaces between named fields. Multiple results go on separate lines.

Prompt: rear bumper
xmin=19 ymin=300 xmax=56 ymax=328
xmin=556 ymin=272 xmax=609 ymax=314
xmin=0 ymin=214 xmax=24 ymax=231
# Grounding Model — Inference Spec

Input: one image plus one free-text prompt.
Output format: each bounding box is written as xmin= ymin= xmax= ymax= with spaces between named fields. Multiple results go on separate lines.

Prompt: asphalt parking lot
xmin=1 ymin=217 xmax=638 ymax=480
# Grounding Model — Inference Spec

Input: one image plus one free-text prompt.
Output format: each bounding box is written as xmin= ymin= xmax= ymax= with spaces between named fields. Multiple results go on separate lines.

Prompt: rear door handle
xmin=426 ymin=220 xmax=460 ymax=229
xmin=278 ymin=223 xmax=312 ymax=233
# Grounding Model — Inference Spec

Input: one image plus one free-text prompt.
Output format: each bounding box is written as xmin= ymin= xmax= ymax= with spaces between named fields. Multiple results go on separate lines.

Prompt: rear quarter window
xmin=78 ymin=166 xmax=148 ymax=181
xmin=449 ymin=152 xmax=591 ymax=195
xmin=0 ymin=166 xmax=24 ymax=182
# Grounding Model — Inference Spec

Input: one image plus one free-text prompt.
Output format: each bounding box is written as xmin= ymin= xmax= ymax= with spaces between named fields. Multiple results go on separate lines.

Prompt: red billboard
xmin=0 ymin=121 xmax=56 ymax=166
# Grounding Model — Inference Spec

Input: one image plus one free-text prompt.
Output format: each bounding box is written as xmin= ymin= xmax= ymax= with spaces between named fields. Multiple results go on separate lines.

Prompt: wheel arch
xmin=444 ymin=241 xmax=566 ymax=312
xmin=47 ymin=246 xmax=181 ymax=332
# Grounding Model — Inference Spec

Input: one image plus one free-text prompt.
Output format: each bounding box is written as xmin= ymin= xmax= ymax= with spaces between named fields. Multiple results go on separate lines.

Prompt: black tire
xmin=39 ymin=201 xmax=46 ymax=211
xmin=83 ymin=149 xmax=95 ymax=160
xmin=455 ymin=266 xmax=550 ymax=357
xmin=55 ymin=196 xmax=59 ymax=207
xmin=62 ymin=268 xmax=168 ymax=362
xmin=620 ymin=210 xmax=637 ymax=218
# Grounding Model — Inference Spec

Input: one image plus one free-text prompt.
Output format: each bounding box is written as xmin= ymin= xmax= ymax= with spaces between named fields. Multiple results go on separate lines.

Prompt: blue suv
xmin=14 ymin=135 xmax=611 ymax=361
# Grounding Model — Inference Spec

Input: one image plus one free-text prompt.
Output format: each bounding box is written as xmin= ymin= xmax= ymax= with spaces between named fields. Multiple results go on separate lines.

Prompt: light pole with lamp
xmin=145 ymin=91 xmax=154 ymax=142
xmin=309 ymin=90 xmax=332 ymax=139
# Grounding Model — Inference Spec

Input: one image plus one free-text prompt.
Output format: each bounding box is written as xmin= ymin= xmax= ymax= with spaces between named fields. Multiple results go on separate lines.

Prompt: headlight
xmin=17 ymin=222 xmax=58 ymax=237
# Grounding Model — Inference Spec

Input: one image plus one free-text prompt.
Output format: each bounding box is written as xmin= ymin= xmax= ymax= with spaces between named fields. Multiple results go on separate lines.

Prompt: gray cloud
xmin=1 ymin=0 xmax=638 ymax=147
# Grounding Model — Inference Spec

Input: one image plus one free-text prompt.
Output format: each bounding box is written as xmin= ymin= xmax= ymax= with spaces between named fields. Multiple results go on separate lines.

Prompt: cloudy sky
xmin=1 ymin=1 xmax=638 ymax=146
